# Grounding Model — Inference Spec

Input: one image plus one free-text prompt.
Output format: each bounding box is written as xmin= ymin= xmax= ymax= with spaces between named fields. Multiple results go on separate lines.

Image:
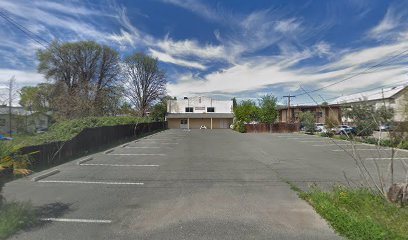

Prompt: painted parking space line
xmin=134 ymin=142 xmax=179 ymax=145
xmin=124 ymin=146 xmax=160 ymax=149
xmin=38 ymin=180 xmax=144 ymax=185
xmin=107 ymin=153 xmax=165 ymax=156
xmin=366 ymin=157 xmax=408 ymax=160
xmin=332 ymin=149 xmax=391 ymax=152
xmin=299 ymin=140 xmax=343 ymax=143
xmin=312 ymin=144 xmax=365 ymax=146
xmin=80 ymin=163 xmax=159 ymax=167
xmin=40 ymin=218 xmax=112 ymax=223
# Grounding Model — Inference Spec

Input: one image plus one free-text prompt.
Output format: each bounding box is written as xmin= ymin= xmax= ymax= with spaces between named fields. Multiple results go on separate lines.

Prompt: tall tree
xmin=19 ymin=83 xmax=54 ymax=113
xmin=258 ymin=94 xmax=278 ymax=124
xmin=37 ymin=41 xmax=121 ymax=119
xmin=234 ymin=100 xmax=260 ymax=123
xmin=122 ymin=53 xmax=166 ymax=116
xmin=150 ymin=96 xmax=173 ymax=121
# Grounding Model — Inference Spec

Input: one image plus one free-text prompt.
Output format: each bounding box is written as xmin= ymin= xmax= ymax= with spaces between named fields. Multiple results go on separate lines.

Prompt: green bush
xmin=12 ymin=116 xmax=150 ymax=147
xmin=0 ymin=201 xmax=37 ymax=239
xmin=320 ymin=132 xmax=334 ymax=137
xmin=233 ymin=121 xmax=246 ymax=133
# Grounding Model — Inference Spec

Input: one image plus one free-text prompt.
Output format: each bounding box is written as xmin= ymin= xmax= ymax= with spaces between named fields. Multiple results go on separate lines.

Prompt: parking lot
xmin=4 ymin=129 xmax=407 ymax=239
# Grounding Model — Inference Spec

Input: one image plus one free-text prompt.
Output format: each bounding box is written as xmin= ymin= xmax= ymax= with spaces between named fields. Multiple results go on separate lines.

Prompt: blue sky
xmin=0 ymin=0 xmax=408 ymax=105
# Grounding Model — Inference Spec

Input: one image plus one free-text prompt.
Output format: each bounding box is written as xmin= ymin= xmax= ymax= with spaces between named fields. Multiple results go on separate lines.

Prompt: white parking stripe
xmin=143 ymin=138 xmax=174 ymax=141
xmin=332 ymin=149 xmax=389 ymax=151
xmin=366 ymin=157 xmax=408 ymax=160
xmin=125 ymin=146 xmax=160 ymax=149
xmin=299 ymin=140 xmax=340 ymax=143
xmin=40 ymin=218 xmax=112 ymax=223
xmin=134 ymin=142 xmax=179 ymax=144
xmin=283 ymin=138 xmax=314 ymax=140
xmin=107 ymin=153 xmax=165 ymax=156
xmin=80 ymin=163 xmax=159 ymax=167
xmin=39 ymin=180 xmax=144 ymax=185
xmin=312 ymin=144 xmax=364 ymax=146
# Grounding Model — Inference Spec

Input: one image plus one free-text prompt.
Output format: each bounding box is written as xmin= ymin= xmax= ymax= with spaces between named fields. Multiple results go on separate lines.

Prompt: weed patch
xmin=0 ymin=201 xmax=37 ymax=240
xmin=298 ymin=186 xmax=408 ymax=240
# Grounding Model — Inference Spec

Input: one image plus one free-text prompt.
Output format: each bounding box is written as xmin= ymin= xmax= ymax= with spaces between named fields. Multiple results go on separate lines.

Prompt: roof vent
xmin=183 ymin=97 xmax=188 ymax=99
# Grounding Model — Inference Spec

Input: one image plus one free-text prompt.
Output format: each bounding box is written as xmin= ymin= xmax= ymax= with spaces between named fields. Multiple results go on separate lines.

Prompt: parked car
xmin=315 ymin=123 xmax=327 ymax=133
xmin=334 ymin=125 xmax=355 ymax=135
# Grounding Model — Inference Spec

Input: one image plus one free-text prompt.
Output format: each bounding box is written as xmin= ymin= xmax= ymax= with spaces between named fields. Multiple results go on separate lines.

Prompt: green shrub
xmin=12 ymin=116 xmax=150 ymax=147
xmin=0 ymin=201 xmax=37 ymax=239
xmin=320 ymin=132 xmax=334 ymax=137
xmin=398 ymin=141 xmax=408 ymax=150
xmin=233 ymin=121 xmax=246 ymax=133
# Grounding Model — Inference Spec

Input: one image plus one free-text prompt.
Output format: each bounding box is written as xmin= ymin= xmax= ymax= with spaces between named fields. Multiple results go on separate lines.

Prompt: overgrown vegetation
xmin=11 ymin=116 xmax=150 ymax=147
xmin=299 ymin=112 xmax=315 ymax=133
xmin=298 ymin=186 xmax=408 ymax=240
xmin=344 ymin=103 xmax=393 ymax=137
xmin=232 ymin=94 xmax=279 ymax=133
xmin=0 ymin=201 xmax=37 ymax=240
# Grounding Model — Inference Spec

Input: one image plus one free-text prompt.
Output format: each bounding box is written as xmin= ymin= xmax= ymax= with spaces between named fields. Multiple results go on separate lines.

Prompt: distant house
xmin=279 ymin=105 xmax=342 ymax=124
xmin=331 ymin=85 xmax=408 ymax=122
xmin=0 ymin=106 xmax=50 ymax=135
xmin=166 ymin=96 xmax=233 ymax=129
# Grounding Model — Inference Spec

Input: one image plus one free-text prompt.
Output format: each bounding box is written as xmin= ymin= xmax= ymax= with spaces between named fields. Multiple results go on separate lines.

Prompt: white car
xmin=200 ymin=125 xmax=207 ymax=129
xmin=315 ymin=123 xmax=327 ymax=132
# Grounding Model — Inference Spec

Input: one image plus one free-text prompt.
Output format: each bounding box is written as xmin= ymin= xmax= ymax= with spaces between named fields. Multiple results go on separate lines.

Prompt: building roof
xmin=330 ymin=85 xmax=406 ymax=104
xmin=166 ymin=113 xmax=234 ymax=119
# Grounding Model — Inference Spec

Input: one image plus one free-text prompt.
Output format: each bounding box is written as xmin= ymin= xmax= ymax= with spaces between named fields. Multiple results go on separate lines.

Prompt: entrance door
xmin=219 ymin=119 xmax=229 ymax=129
xmin=180 ymin=119 xmax=188 ymax=129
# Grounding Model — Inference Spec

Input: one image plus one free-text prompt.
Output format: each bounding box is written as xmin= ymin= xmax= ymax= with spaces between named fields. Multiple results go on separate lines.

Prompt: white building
xmin=166 ymin=96 xmax=234 ymax=129
xmin=331 ymin=85 xmax=408 ymax=122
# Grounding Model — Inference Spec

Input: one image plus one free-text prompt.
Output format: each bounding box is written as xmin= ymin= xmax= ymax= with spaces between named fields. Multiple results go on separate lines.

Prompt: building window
xmin=199 ymin=97 xmax=201 ymax=103
xmin=185 ymin=107 xmax=193 ymax=112
xmin=0 ymin=119 xmax=5 ymax=126
xmin=207 ymin=107 xmax=215 ymax=112
xmin=180 ymin=119 xmax=188 ymax=124
xmin=316 ymin=112 xmax=323 ymax=118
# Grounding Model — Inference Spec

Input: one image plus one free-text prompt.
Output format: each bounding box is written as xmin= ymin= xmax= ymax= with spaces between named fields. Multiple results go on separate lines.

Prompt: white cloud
xmin=156 ymin=36 xmax=225 ymax=60
xmin=274 ymin=18 xmax=301 ymax=33
xmin=148 ymin=49 xmax=207 ymax=70
xmin=368 ymin=7 xmax=406 ymax=40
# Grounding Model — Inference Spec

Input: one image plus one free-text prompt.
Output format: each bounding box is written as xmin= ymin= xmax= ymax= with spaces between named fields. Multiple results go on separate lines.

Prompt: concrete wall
xmin=167 ymin=118 xmax=233 ymax=129
xmin=167 ymin=96 xmax=233 ymax=114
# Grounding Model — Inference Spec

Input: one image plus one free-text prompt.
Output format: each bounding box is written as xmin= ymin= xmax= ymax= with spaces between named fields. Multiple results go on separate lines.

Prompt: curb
xmin=32 ymin=169 xmax=60 ymax=182
xmin=77 ymin=157 xmax=93 ymax=165
xmin=104 ymin=149 xmax=114 ymax=154
xmin=308 ymin=133 xmax=408 ymax=152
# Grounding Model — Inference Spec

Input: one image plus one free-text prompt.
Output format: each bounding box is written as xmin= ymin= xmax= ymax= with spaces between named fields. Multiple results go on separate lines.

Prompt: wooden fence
xmin=19 ymin=122 xmax=166 ymax=170
xmin=245 ymin=123 xmax=300 ymax=133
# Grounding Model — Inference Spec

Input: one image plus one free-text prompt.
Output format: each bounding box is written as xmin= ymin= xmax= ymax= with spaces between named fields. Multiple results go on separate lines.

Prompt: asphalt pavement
xmin=7 ymin=129 xmax=400 ymax=239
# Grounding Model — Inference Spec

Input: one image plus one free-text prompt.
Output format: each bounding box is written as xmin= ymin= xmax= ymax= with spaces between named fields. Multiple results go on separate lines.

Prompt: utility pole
xmin=283 ymin=95 xmax=296 ymax=123
xmin=8 ymin=77 xmax=14 ymax=137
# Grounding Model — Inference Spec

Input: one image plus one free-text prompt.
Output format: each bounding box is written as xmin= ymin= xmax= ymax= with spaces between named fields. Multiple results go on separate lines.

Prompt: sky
xmin=0 ymin=0 xmax=408 ymax=105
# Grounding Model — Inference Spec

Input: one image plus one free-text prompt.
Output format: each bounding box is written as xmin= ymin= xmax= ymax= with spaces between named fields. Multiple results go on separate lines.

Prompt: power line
xmin=293 ymin=79 xmax=408 ymax=105
xmin=294 ymin=48 xmax=408 ymax=97
xmin=0 ymin=9 xmax=50 ymax=47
